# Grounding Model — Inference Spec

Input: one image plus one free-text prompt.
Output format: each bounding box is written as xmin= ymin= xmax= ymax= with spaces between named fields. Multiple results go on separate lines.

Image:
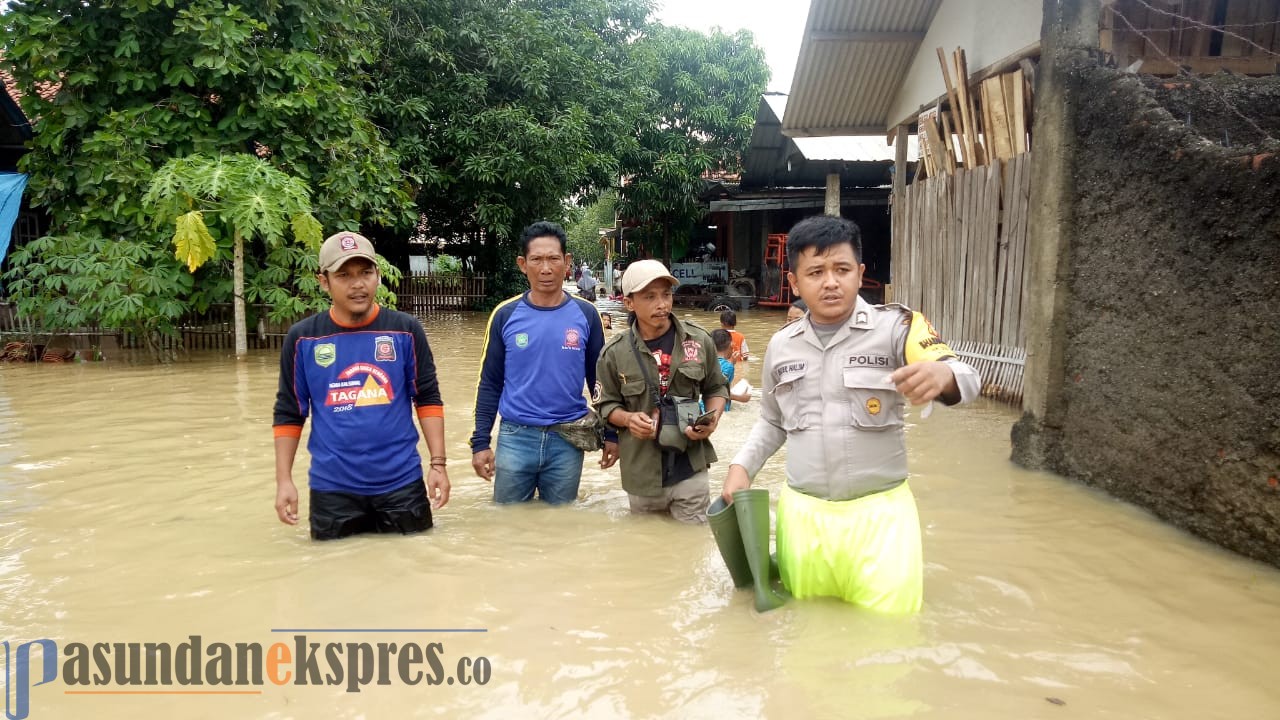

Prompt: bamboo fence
xmin=891 ymin=152 xmax=1032 ymax=405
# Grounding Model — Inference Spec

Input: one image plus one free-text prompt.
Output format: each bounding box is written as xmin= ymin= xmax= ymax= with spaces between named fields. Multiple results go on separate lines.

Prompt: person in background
xmin=711 ymin=329 xmax=752 ymax=411
xmin=785 ymin=298 xmax=807 ymax=325
xmin=721 ymin=214 xmax=981 ymax=613
xmin=718 ymin=310 xmax=750 ymax=367
xmin=470 ymin=221 xmax=618 ymax=504
xmin=273 ymin=231 xmax=449 ymax=540
xmin=577 ymin=264 xmax=599 ymax=301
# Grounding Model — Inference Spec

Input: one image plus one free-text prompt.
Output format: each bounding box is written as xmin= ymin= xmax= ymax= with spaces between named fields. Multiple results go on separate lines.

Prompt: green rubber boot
xmin=708 ymin=496 xmax=753 ymax=588
xmin=732 ymin=488 xmax=787 ymax=612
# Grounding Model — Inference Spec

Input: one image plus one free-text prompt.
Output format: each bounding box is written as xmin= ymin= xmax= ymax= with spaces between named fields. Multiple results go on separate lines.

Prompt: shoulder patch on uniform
xmin=682 ymin=319 xmax=709 ymax=334
xmin=873 ymin=302 xmax=913 ymax=325
xmin=603 ymin=331 xmax=631 ymax=350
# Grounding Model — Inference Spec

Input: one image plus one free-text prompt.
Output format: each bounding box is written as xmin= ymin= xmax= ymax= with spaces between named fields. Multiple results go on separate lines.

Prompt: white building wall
xmin=887 ymin=0 xmax=1042 ymax=128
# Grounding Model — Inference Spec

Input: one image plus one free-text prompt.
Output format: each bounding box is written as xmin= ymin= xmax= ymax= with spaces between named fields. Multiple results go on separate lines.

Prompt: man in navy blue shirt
xmin=273 ymin=231 xmax=450 ymax=540
xmin=470 ymin=221 xmax=619 ymax=503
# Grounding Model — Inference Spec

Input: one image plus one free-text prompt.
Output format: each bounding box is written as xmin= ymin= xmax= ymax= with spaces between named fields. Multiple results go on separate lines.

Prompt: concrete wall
xmin=1014 ymin=60 xmax=1280 ymax=566
xmin=887 ymin=0 xmax=1042 ymax=128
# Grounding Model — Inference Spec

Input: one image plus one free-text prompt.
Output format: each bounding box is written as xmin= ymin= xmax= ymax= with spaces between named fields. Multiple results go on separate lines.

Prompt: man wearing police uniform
xmin=721 ymin=215 xmax=980 ymax=613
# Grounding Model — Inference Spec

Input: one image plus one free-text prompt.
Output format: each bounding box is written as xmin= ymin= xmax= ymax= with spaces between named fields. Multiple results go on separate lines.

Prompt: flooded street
xmin=2 ymin=308 xmax=1279 ymax=719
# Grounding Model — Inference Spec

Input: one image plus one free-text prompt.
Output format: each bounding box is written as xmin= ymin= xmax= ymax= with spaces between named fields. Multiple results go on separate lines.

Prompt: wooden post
xmin=825 ymin=172 xmax=841 ymax=216
xmin=891 ymin=124 xmax=908 ymax=294
xmin=893 ymin=125 xmax=908 ymax=196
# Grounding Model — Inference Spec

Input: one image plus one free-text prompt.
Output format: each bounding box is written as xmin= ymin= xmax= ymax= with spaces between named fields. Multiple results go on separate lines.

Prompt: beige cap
xmin=318 ymin=231 xmax=377 ymax=273
xmin=621 ymin=259 xmax=680 ymax=295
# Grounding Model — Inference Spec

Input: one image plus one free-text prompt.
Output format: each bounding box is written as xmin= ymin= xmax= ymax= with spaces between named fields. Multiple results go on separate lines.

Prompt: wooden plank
xmin=1001 ymin=158 xmax=1016 ymax=344
xmin=993 ymin=157 xmax=1012 ymax=345
xmin=1220 ymin=0 xmax=1252 ymax=57
xmin=1151 ymin=0 xmax=1174 ymax=56
xmin=961 ymin=168 xmax=978 ymax=342
xmin=1100 ymin=4 xmax=1116 ymax=53
xmin=938 ymin=174 xmax=947 ymax=318
xmin=918 ymin=111 xmax=937 ymax=179
xmin=1000 ymin=153 xmax=1025 ymax=346
xmin=951 ymin=169 xmax=964 ymax=340
xmin=977 ymin=163 xmax=988 ymax=343
xmin=972 ymin=165 xmax=987 ymax=343
xmin=1009 ymin=69 xmax=1026 ymax=153
xmin=1256 ymin=0 xmax=1279 ymax=55
xmin=936 ymin=47 xmax=966 ymax=167
xmin=939 ymin=107 xmax=958 ymax=173
xmin=1127 ymin=1 xmax=1150 ymax=61
xmin=980 ymin=79 xmax=996 ymax=165
xmin=951 ymin=48 xmax=978 ymax=170
xmin=959 ymin=48 xmax=986 ymax=167
xmin=985 ymin=76 xmax=1015 ymax=161
xmin=984 ymin=163 xmax=1002 ymax=343
xmin=924 ymin=176 xmax=936 ymax=317
xmin=893 ymin=124 xmax=908 ymax=197
xmin=920 ymin=112 xmax=950 ymax=176
xmin=1192 ymin=0 xmax=1215 ymax=57
xmin=963 ymin=168 xmax=977 ymax=341
xmin=946 ymin=171 xmax=957 ymax=330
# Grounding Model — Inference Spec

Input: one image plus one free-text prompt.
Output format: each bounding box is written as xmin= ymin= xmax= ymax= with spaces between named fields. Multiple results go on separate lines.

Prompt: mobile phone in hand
xmin=693 ymin=409 xmax=719 ymax=427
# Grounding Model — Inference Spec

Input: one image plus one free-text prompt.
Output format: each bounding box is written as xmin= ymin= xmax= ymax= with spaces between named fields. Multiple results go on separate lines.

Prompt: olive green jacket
xmin=596 ymin=317 xmax=729 ymax=496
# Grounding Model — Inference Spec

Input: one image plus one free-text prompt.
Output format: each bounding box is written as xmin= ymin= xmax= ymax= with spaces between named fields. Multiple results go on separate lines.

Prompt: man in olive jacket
xmin=596 ymin=260 xmax=729 ymax=523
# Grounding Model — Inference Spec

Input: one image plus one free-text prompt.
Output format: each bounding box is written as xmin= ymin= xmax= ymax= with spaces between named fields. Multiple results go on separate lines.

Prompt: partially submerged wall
xmin=1014 ymin=63 xmax=1280 ymax=565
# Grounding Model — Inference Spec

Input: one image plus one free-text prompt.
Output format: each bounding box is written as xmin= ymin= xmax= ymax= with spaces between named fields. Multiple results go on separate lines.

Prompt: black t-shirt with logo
xmin=644 ymin=323 xmax=695 ymax=486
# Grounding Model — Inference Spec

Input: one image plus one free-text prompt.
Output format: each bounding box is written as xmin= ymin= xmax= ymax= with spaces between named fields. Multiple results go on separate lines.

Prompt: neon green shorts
xmin=776 ymin=480 xmax=923 ymax=614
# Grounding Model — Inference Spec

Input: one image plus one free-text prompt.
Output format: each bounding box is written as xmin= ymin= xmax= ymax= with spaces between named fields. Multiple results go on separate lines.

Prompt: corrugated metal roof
xmin=783 ymin=0 xmax=942 ymax=137
xmin=740 ymin=93 xmax=916 ymax=190
xmin=764 ymin=94 xmax=918 ymax=162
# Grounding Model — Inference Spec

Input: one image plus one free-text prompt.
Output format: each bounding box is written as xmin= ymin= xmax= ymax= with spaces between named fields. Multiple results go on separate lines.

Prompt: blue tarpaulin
xmin=0 ymin=172 xmax=29 ymax=266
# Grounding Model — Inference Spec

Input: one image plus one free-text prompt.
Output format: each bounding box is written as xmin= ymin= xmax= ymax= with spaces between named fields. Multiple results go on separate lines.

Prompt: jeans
xmin=494 ymin=420 xmax=585 ymax=504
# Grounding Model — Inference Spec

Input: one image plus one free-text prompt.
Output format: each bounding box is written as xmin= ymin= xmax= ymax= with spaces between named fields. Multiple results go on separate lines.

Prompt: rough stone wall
xmin=1016 ymin=63 xmax=1280 ymax=565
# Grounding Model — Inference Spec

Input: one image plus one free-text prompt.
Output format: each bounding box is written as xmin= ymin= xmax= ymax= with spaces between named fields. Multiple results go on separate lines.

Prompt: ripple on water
xmin=0 ymin=317 xmax=1278 ymax=718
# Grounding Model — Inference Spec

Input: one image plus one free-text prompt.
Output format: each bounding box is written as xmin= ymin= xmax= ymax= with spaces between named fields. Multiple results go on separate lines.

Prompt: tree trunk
xmin=662 ymin=222 xmax=671 ymax=265
xmin=233 ymin=228 xmax=247 ymax=360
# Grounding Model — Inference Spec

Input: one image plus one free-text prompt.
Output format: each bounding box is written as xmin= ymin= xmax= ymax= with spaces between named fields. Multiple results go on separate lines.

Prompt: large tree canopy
xmin=618 ymin=26 xmax=769 ymax=262
xmin=3 ymin=0 xmax=770 ymax=327
xmin=2 ymin=0 xmax=411 ymax=339
xmin=366 ymin=0 xmax=652 ymax=297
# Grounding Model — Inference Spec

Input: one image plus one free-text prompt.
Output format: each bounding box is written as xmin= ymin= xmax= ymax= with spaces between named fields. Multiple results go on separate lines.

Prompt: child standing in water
xmin=711 ymin=329 xmax=751 ymax=411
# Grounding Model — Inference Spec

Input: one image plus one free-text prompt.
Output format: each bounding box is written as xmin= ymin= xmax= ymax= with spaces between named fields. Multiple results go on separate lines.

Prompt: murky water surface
xmin=2 ymin=308 xmax=1278 ymax=719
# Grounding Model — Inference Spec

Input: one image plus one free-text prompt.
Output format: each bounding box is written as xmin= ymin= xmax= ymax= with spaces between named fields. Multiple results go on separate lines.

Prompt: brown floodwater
xmin=2 ymin=307 xmax=1278 ymax=719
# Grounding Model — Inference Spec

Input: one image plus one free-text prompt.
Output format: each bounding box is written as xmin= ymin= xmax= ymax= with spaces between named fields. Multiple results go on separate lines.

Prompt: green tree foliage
xmin=144 ymin=154 xmax=326 ymax=358
xmin=365 ymin=0 xmax=651 ymax=298
xmin=2 ymin=0 xmax=412 ymax=340
xmin=564 ymin=190 xmax=617 ymax=268
xmin=618 ymin=26 xmax=769 ymax=262
xmin=4 ymin=0 xmax=770 ymax=323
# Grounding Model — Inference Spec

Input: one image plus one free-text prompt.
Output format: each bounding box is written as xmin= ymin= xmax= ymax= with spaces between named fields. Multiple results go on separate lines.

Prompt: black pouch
xmin=627 ymin=333 xmax=700 ymax=453
xmin=656 ymin=395 xmax=700 ymax=452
